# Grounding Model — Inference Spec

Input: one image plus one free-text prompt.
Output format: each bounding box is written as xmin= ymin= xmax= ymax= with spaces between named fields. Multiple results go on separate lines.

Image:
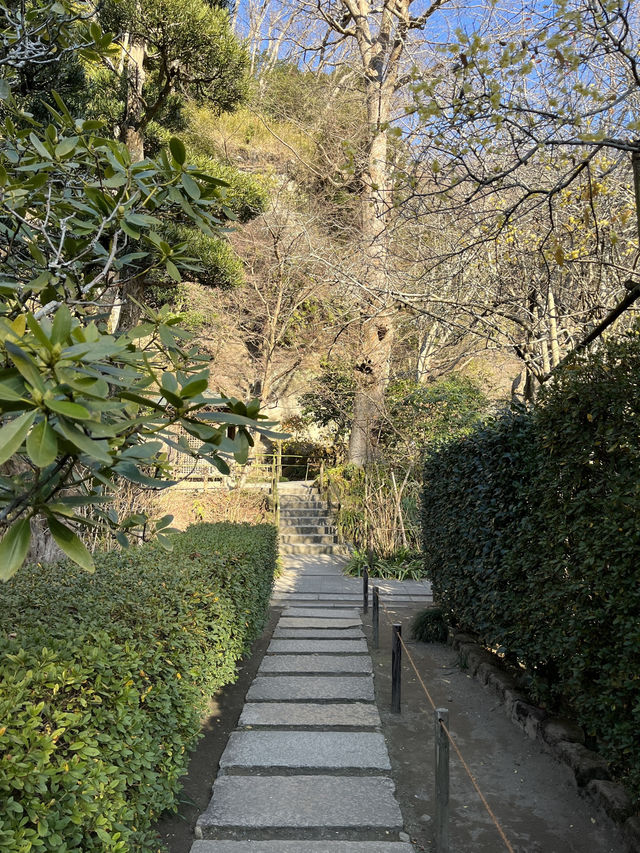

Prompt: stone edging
xmin=448 ymin=631 xmax=640 ymax=853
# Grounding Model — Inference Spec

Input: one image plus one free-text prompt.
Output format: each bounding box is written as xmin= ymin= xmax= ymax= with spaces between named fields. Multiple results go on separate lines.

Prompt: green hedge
xmin=422 ymin=329 xmax=640 ymax=800
xmin=0 ymin=522 xmax=277 ymax=851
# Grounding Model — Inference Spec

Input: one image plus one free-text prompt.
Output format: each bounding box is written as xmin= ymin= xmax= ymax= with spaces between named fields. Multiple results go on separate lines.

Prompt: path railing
xmin=365 ymin=574 xmax=516 ymax=853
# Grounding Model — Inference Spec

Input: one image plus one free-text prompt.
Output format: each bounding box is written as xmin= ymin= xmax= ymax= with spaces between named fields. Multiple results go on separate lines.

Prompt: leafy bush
xmin=411 ymin=608 xmax=448 ymax=643
xmin=0 ymin=521 xmax=277 ymax=851
xmin=422 ymin=328 xmax=640 ymax=800
xmin=344 ymin=547 xmax=426 ymax=581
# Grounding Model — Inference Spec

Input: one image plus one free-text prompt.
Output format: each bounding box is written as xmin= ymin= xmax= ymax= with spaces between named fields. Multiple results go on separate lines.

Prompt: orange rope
xmin=374 ymin=592 xmax=516 ymax=853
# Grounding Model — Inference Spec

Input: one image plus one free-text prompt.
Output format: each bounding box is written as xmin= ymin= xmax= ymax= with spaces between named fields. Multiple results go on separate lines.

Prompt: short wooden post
xmin=372 ymin=586 xmax=379 ymax=649
xmin=391 ymin=623 xmax=401 ymax=713
xmin=435 ymin=708 xmax=450 ymax=853
xmin=363 ymin=564 xmax=369 ymax=613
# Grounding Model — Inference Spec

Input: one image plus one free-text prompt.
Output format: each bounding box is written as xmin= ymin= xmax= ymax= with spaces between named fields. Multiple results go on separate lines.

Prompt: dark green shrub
xmin=0 ymin=522 xmax=277 ymax=851
xmin=411 ymin=608 xmax=448 ymax=643
xmin=422 ymin=328 xmax=640 ymax=801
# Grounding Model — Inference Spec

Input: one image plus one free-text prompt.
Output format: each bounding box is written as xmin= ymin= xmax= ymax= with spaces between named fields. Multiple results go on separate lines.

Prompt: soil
xmin=152 ymin=607 xmax=282 ymax=852
xmin=152 ymin=602 xmax=627 ymax=853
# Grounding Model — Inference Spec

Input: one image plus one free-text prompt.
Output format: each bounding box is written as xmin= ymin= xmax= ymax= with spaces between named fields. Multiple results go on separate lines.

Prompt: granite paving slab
xmin=219 ymin=731 xmax=390 ymax=770
xmin=195 ymin=776 xmax=404 ymax=831
xmin=284 ymin=608 xmax=360 ymax=619
xmin=247 ymin=675 xmax=375 ymax=702
xmin=273 ymin=627 xmax=365 ymax=639
xmin=278 ymin=618 xmax=362 ymax=629
xmin=238 ymin=702 xmax=381 ymax=728
xmin=267 ymin=639 xmax=368 ymax=654
xmin=258 ymin=654 xmax=372 ymax=674
xmin=191 ymin=842 xmax=414 ymax=852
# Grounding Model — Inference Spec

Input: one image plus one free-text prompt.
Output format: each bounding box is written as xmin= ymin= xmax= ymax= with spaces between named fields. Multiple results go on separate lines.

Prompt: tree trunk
xmin=348 ymin=24 xmax=396 ymax=464
xmin=123 ymin=37 xmax=146 ymax=162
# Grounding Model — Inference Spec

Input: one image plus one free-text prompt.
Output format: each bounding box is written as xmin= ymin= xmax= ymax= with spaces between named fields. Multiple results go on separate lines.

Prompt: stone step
xmin=258 ymin=655 xmax=372 ymax=675
xmin=239 ymin=702 xmax=381 ymax=728
xmin=272 ymin=627 xmax=365 ymax=639
xmin=279 ymin=498 xmax=328 ymax=508
xmin=218 ymin=731 xmax=391 ymax=771
xmin=280 ymin=504 xmax=329 ymax=518
xmin=280 ymin=525 xmax=336 ymax=534
xmin=278 ymin=616 xmax=361 ymax=628
xmin=191 ymin=840 xmax=414 ymax=852
xmin=247 ymin=675 xmax=375 ymax=702
xmin=280 ymin=534 xmax=338 ymax=545
xmin=283 ymin=607 xmax=360 ymax=618
xmin=194 ymin=776 xmax=404 ymax=838
xmin=267 ymin=639 xmax=368 ymax=654
xmin=280 ymin=544 xmax=346 ymax=556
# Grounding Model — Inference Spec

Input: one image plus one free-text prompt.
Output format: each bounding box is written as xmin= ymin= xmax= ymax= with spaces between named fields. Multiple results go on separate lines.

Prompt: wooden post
xmin=372 ymin=585 xmax=379 ymax=649
xmin=435 ymin=708 xmax=450 ymax=853
xmin=391 ymin=623 xmax=401 ymax=713
xmin=363 ymin=564 xmax=369 ymax=613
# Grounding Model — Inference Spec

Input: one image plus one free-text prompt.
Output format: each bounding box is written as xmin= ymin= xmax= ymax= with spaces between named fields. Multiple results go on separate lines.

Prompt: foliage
xmin=299 ymin=358 xmax=356 ymax=444
xmin=382 ymin=374 xmax=489 ymax=461
xmin=0 ymin=520 xmax=277 ymax=851
xmin=0 ymin=4 xmax=283 ymax=575
xmin=95 ymin=0 xmax=249 ymax=134
xmin=344 ymin=546 xmax=425 ymax=581
xmin=160 ymin=225 xmax=245 ymax=290
xmin=321 ymin=463 xmax=422 ymax=559
xmin=422 ymin=328 xmax=640 ymax=799
xmin=411 ymin=607 xmax=447 ymax=643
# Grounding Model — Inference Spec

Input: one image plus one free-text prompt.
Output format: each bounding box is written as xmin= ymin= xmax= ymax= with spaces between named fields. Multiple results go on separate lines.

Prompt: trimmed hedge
xmin=422 ymin=329 xmax=640 ymax=800
xmin=0 ymin=522 xmax=277 ymax=851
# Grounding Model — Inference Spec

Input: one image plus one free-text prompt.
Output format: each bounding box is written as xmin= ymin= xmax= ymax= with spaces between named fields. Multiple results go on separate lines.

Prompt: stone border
xmin=448 ymin=630 xmax=639 ymax=852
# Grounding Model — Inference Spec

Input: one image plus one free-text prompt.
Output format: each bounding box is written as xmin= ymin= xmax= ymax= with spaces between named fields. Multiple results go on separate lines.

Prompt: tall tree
xmin=252 ymin=0 xmax=449 ymax=463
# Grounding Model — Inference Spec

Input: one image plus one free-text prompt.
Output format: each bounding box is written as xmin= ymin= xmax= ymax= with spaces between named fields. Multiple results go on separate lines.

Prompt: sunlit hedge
xmin=0 ymin=522 xmax=277 ymax=851
xmin=422 ymin=328 xmax=640 ymax=799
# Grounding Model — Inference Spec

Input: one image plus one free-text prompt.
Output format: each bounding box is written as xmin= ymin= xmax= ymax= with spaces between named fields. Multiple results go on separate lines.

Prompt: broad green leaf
xmin=181 ymin=173 xmax=201 ymax=200
xmin=55 ymin=136 xmax=79 ymax=158
xmin=156 ymin=532 xmax=174 ymax=551
xmin=47 ymin=517 xmax=94 ymax=572
xmin=6 ymin=343 xmax=46 ymax=392
xmin=0 ymin=411 xmax=37 ymax=465
xmin=0 ymin=381 xmax=25 ymax=401
xmin=26 ymin=419 xmax=58 ymax=467
xmin=169 ymin=137 xmax=186 ymax=166
xmin=51 ymin=305 xmax=72 ymax=344
xmin=0 ymin=519 xmax=31 ymax=581
xmin=47 ymin=399 xmax=91 ymax=419
xmin=180 ymin=377 xmax=208 ymax=398
xmin=55 ymin=420 xmax=112 ymax=464
xmin=116 ymin=531 xmax=130 ymax=548
xmin=165 ymin=259 xmax=181 ymax=282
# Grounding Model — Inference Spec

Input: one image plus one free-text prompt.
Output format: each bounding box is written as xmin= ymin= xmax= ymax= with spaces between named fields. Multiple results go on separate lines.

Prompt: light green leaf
xmin=47 ymin=399 xmax=91 ymax=420
xmin=47 ymin=517 xmax=95 ymax=572
xmin=51 ymin=305 xmax=72 ymax=344
xmin=169 ymin=137 xmax=186 ymax=166
xmin=0 ymin=411 xmax=37 ymax=465
xmin=0 ymin=519 xmax=31 ymax=581
xmin=26 ymin=419 xmax=58 ymax=467
xmin=55 ymin=136 xmax=79 ymax=158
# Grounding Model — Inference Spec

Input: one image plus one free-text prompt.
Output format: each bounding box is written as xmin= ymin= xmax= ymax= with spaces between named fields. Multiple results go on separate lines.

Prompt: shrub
xmin=0 ymin=522 xmax=277 ymax=851
xmin=421 ymin=328 xmax=640 ymax=801
xmin=411 ymin=608 xmax=448 ymax=643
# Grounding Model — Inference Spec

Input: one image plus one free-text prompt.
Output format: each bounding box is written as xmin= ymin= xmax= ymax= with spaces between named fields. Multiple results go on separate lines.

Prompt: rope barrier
xmin=375 ymin=593 xmax=516 ymax=853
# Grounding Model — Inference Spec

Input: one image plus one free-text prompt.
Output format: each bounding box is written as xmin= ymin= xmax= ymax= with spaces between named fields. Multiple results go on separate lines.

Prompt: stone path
xmin=190 ymin=552 xmax=431 ymax=853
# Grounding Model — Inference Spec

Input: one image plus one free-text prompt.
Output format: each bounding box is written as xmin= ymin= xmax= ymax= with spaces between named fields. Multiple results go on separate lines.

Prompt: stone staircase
xmin=278 ymin=483 xmax=346 ymax=557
